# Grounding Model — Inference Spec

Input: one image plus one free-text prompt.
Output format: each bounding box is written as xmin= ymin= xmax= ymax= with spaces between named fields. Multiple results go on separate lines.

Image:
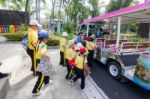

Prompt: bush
xmin=53 ymin=32 xmax=62 ymax=37
xmin=3 ymin=33 xmax=24 ymax=41
xmin=47 ymin=39 xmax=59 ymax=46
xmin=19 ymin=24 xmax=27 ymax=33
xmin=63 ymin=21 xmax=76 ymax=34
xmin=51 ymin=32 xmax=74 ymax=40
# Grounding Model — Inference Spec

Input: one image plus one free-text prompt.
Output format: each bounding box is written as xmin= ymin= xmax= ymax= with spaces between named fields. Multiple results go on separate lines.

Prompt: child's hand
xmin=47 ymin=56 xmax=50 ymax=60
xmin=42 ymin=54 xmax=50 ymax=60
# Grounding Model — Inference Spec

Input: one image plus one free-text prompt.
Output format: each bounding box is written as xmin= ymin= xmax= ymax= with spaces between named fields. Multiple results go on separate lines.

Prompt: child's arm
xmin=41 ymin=51 xmax=50 ymax=60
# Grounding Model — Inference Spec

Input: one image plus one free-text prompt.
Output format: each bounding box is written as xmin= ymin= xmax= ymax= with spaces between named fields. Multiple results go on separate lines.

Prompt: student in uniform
xmin=70 ymin=47 xmax=88 ymax=90
xmin=32 ymin=31 xmax=52 ymax=96
xmin=86 ymin=37 xmax=96 ymax=67
xmin=65 ymin=40 xmax=75 ymax=79
xmin=59 ymin=32 xmax=68 ymax=66
xmin=27 ymin=20 xmax=42 ymax=76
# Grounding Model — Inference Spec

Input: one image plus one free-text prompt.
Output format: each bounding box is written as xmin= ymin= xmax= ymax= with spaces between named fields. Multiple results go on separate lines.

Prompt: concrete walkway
xmin=0 ymin=43 xmax=108 ymax=99
xmin=5 ymin=49 xmax=86 ymax=99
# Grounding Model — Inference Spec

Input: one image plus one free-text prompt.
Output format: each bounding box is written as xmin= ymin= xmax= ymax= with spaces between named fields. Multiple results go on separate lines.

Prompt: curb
xmin=0 ymin=77 xmax=10 ymax=99
xmin=48 ymin=46 xmax=59 ymax=49
xmin=0 ymin=41 xmax=21 ymax=44
xmin=0 ymin=52 xmax=24 ymax=99
xmin=77 ymin=76 xmax=109 ymax=99
xmin=88 ymin=76 xmax=109 ymax=99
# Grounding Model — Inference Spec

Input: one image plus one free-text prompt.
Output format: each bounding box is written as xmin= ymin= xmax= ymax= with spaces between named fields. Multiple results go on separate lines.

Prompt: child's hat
xmin=76 ymin=42 xmax=83 ymax=50
xmin=80 ymin=47 xmax=86 ymax=53
xmin=62 ymin=32 xmax=68 ymax=37
xmin=67 ymin=40 xmax=75 ymax=48
xmin=38 ymin=30 xmax=48 ymax=39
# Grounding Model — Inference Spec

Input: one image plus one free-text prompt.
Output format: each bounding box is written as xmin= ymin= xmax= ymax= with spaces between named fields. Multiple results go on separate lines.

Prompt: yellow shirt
xmin=65 ymin=48 xmax=75 ymax=60
xmin=27 ymin=28 xmax=38 ymax=50
xmin=86 ymin=41 xmax=96 ymax=50
xmin=60 ymin=37 xmax=67 ymax=52
xmin=36 ymin=42 xmax=47 ymax=59
xmin=75 ymin=55 xmax=87 ymax=69
xmin=85 ymin=48 xmax=89 ymax=55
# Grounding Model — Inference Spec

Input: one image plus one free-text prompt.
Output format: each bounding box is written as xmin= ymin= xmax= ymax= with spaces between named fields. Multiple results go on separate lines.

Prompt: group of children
xmin=59 ymin=32 xmax=96 ymax=90
xmin=27 ymin=27 xmax=96 ymax=95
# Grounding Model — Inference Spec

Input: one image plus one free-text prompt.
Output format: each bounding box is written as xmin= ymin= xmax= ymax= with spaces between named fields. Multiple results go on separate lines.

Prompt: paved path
xmin=5 ymin=49 xmax=85 ymax=99
xmin=0 ymin=44 xmax=107 ymax=99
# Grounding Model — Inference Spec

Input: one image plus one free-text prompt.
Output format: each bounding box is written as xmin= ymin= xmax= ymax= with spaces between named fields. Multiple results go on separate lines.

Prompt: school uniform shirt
xmin=60 ymin=37 xmax=67 ymax=52
xmin=86 ymin=41 xmax=96 ymax=50
xmin=85 ymin=48 xmax=89 ymax=55
xmin=75 ymin=55 xmax=87 ymax=69
xmin=36 ymin=42 xmax=51 ymax=76
xmin=65 ymin=48 xmax=75 ymax=60
xmin=28 ymin=28 xmax=38 ymax=50
xmin=36 ymin=42 xmax=47 ymax=59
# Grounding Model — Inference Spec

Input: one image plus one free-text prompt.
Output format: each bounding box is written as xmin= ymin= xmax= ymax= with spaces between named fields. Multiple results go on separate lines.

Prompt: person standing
xmin=27 ymin=20 xmax=41 ymax=76
xmin=70 ymin=47 xmax=88 ymax=90
xmin=32 ymin=31 xmax=52 ymax=96
xmin=75 ymin=32 xmax=82 ymax=44
xmin=65 ymin=40 xmax=75 ymax=79
xmin=59 ymin=32 xmax=68 ymax=66
xmin=86 ymin=37 xmax=96 ymax=67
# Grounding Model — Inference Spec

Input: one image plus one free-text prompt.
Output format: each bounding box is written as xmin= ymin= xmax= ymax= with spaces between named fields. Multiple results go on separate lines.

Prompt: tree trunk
xmin=48 ymin=0 xmax=56 ymax=33
xmin=57 ymin=0 xmax=63 ymax=33
xmin=25 ymin=0 xmax=29 ymax=12
xmin=36 ymin=0 xmax=40 ymax=23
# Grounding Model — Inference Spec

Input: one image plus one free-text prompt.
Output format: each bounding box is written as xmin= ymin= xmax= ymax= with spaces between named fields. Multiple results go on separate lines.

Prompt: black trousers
xmin=32 ymin=72 xmax=49 ymax=93
xmin=73 ymin=68 xmax=85 ymax=89
xmin=60 ymin=51 xmax=65 ymax=66
xmin=27 ymin=48 xmax=37 ymax=75
xmin=88 ymin=50 xmax=94 ymax=67
xmin=65 ymin=59 xmax=74 ymax=79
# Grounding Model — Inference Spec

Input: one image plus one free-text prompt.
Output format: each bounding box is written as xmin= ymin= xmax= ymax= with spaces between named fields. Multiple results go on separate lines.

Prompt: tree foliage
xmin=89 ymin=0 xmax=99 ymax=17
xmin=107 ymin=0 xmax=134 ymax=12
xmin=0 ymin=0 xmax=7 ymax=7
xmin=63 ymin=0 xmax=93 ymax=32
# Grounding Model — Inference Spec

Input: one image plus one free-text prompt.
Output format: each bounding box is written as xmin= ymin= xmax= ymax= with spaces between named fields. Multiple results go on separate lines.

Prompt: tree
xmin=89 ymin=0 xmax=100 ymax=17
xmin=106 ymin=0 xmax=141 ymax=35
xmin=25 ymin=0 xmax=30 ymax=12
xmin=0 ymin=0 xmax=7 ymax=8
xmin=107 ymin=0 xmax=133 ymax=12
xmin=64 ymin=0 xmax=90 ymax=31
xmin=48 ymin=0 xmax=56 ymax=33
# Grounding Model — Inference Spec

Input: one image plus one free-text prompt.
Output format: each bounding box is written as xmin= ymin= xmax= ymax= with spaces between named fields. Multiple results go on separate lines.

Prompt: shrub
xmin=47 ymin=39 xmax=59 ymax=46
xmin=19 ymin=24 xmax=27 ymax=33
xmin=3 ymin=33 xmax=24 ymax=41
xmin=2 ymin=33 xmax=60 ymax=46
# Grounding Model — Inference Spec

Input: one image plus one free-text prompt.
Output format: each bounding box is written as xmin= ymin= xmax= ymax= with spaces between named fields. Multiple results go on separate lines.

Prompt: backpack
xmin=22 ymin=34 xmax=28 ymax=50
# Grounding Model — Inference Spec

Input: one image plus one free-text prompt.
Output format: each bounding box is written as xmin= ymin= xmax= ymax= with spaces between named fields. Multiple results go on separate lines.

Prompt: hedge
xmin=3 ymin=33 xmax=24 ymax=41
xmin=1 ymin=33 xmax=60 ymax=46
xmin=47 ymin=39 xmax=59 ymax=46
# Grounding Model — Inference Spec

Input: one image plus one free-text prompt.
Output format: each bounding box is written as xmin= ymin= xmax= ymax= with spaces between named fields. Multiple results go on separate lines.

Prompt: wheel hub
xmin=109 ymin=65 xmax=118 ymax=77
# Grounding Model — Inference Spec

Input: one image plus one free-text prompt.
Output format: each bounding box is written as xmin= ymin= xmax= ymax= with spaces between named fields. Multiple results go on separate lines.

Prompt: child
xmin=70 ymin=47 xmax=88 ymax=90
xmin=59 ymin=32 xmax=68 ymax=66
xmin=65 ymin=40 xmax=75 ymax=79
xmin=86 ymin=37 xmax=96 ymax=67
xmin=32 ymin=30 xmax=52 ymax=96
